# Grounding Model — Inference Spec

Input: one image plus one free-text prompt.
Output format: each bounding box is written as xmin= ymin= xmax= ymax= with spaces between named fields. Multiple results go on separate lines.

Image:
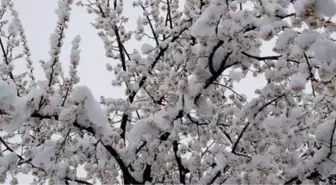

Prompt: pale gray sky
xmin=14 ymin=0 xmax=141 ymax=99
xmin=14 ymin=0 xmax=266 ymax=101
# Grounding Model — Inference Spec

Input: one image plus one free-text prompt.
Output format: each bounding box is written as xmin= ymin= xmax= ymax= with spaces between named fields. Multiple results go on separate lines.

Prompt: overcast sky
xmin=14 ymin=0 xmax=138 ymax=99
xmin=14 ymin=0 xmax=267 ymax=101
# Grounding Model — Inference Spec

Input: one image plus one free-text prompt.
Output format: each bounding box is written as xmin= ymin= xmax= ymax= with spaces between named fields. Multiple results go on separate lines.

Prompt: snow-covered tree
xmin=1 ymin=0 xmax=336 ymax=184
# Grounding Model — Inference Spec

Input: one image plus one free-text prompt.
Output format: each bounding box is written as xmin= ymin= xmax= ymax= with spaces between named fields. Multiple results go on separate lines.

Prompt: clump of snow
xmin=315 ymin=120 xmax=335 ymax=142
xmin=311 ymin=39 xmax=336 ymax=63
xmin=310 ymin=39 xmax=336 ymax=80
xmin=290 ymin=73 xmax=306 ymax=91
xmin=40 ymin=93 xmax=62 ymax=116
xmin=32 ymin=139 xmax=57 ymax=170
xmin=229 ymin=70 xmax=244 ymax=82
xmin=264 ymin=3 xmax=287 ymax=16
xmin=141 ymin=43 xmax=154 ymax=54
xmin=264 ymin=116 xmax=286 ymax=134
xmin=215 ymin=152 xmax=227 ymax=169
xmin=190 ymin=4 xmax=223 ymax=38
xmin=289 ymin=107 xmax=304 ymax=120
xmin=131 ymin=49 xmax=141 ymax=61
xmin=126 ymin=109 xmax=175 ymax=156
xmin=59 ymin=105 xmax=77 ymax=123
xmin=71 ymin=85 xmax=112 ymax=137
xmin=259 ymin=25 xmax=274 ymax=41
xmin=0 ymin=80 xmax=45 ymax=133
xmin=0 ymin=79 xmax=17 ymax=111
xmin=295 ymin=29 xmax=322 ymax=50
xmin=317 ymin=64 xmax=334 ymax=81
xmin=0 ymin=152 xmax=18 ymax=175
xmin=273 ymin=29 xmax=299 ymax=54
xmin=250 ymin=154 xmax=277 ymax=170
xmin=264 ymin=69 xmax=274 ymax=81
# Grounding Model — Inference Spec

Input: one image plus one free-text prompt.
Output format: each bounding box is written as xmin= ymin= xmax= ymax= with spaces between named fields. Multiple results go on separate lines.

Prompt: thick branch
xmin=173 ymin=140 xmax=190 ymax=184
xmin=242 ymin=51 xmax=281 ymax=60
xmin=30 ymin=112 xmax=140 ymax=184
xmin=205 ymin=52 xmax=233 ymax=89
xmin=303 ymin=52 xmax=316 ymax=97
xmin=327 ymin=119 xmax=336 ymax=158
xmin=208 ymin=41 xmax=224 ymax=75
xmin=64 ymin=177 xmax=93 ymax=185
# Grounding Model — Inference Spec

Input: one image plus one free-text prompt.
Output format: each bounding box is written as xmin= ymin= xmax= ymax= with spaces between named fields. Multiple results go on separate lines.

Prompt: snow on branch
xmin=1 ymin=0 xmax=336 ymax=184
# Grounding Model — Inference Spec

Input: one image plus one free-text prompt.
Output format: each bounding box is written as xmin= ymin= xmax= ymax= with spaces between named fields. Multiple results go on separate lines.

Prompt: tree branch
xmin=64 ymin=177 xmax=93 ymax=185
xmin=30 ymin=112 xmax=140 ymax=184
xmin=173 ymin=140 xmax=190 ymax=184
xmin=0 ymin=37 xmax=18 ymax=96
